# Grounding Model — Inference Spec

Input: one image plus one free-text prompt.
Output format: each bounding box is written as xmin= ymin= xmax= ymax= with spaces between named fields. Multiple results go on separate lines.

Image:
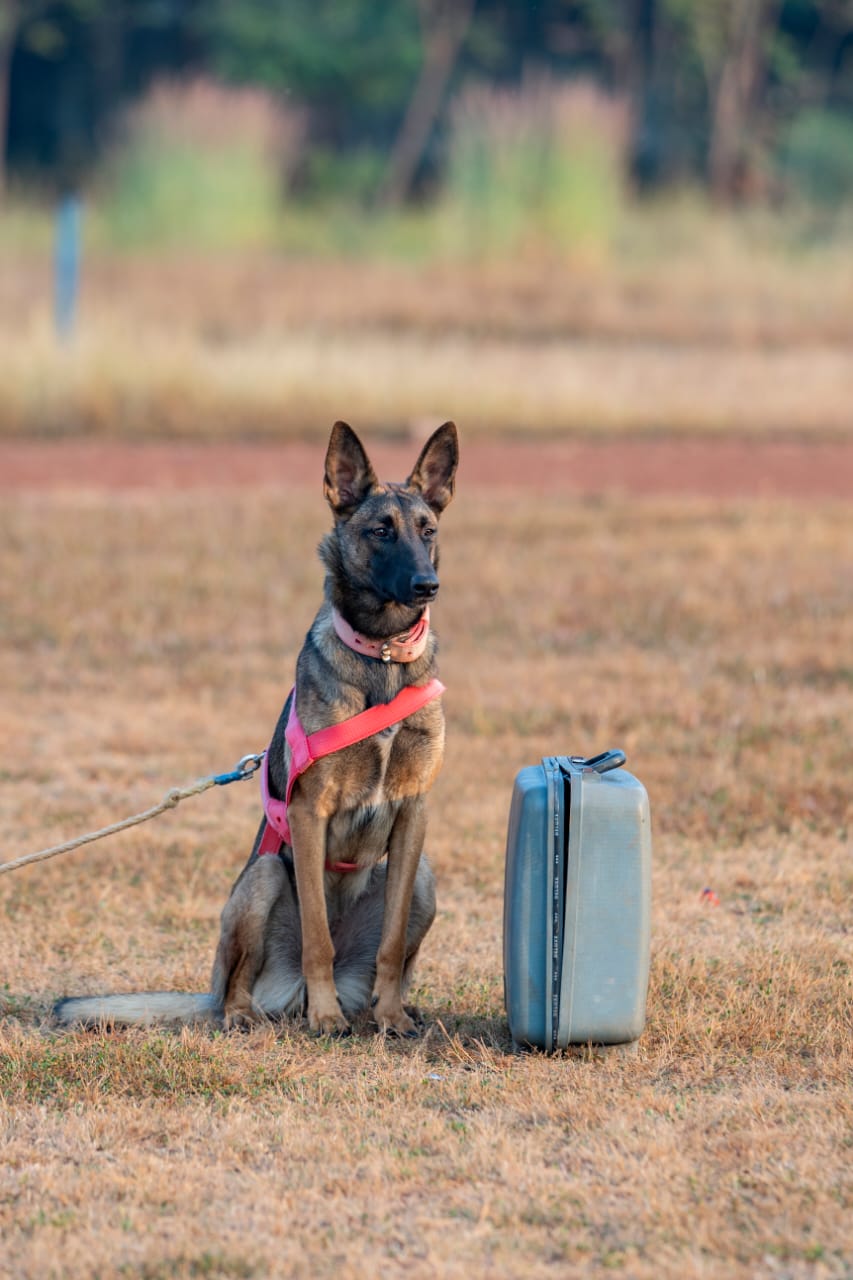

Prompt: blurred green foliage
xmin=444 ymin=80 xmax=625 ymax=258
xmin=198 ymin=0 xmax=422 ymax=115
xmin=779 ymin=109 xmax=853 ymax=206
xmin=100 ymin=137 xmax=280 ymax=250
xmin=2 ymin=0 xmax=852 ymax=224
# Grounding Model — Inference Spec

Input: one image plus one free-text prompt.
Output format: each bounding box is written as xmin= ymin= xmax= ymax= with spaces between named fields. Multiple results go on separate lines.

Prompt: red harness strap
xmin=257 ymin=677 xmax=445 ymax=870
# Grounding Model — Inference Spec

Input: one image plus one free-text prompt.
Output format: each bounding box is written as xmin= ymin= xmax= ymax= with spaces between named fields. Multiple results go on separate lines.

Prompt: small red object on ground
xmin=701 ymin=888 xmax=720 ymax=907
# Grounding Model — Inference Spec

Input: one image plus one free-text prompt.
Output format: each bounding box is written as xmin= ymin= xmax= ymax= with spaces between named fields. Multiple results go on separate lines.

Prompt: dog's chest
xmin=375 ymin=722 xmax=401 ymax=743
xmin=328 ymin=796 xmax=400 ymax=862
xmin=326 ymin=723 xmax=412 ymax=854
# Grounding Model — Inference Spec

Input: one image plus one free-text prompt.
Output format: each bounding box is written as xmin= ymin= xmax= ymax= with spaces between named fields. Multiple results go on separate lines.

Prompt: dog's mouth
xmin=370 ymin=595 xmax=437 ymax=639
xmin=376 ymin=586 xmax=439 ymax=611
xmin=406 ymin=590 xmax=439 ymax=614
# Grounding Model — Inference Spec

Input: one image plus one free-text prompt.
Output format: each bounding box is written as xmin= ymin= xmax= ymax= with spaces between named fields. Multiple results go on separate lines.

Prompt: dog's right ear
xmin=323 ymin=421 xmax=379 ymax=518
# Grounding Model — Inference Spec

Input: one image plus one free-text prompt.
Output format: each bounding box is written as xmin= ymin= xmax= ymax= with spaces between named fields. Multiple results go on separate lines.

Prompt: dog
xmin=55 ymin=420 xmax=458 ymax=1037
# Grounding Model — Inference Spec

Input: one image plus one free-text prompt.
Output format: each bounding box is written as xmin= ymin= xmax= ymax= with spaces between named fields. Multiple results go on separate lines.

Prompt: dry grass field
xmin=1 ymin=463 xmax=851 ymax=1278
xmin=2 ymin=247 xmax=853 ymax=441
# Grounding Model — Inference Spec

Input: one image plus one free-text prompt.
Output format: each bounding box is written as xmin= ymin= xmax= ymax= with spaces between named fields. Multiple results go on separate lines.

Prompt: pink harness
xmin=256 ymin=609 xmax=444 ymax=871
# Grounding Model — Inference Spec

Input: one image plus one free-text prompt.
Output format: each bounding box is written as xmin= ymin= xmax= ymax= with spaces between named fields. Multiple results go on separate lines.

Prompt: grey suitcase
xmin=503 ymin=751 xmax=651 ymax=1052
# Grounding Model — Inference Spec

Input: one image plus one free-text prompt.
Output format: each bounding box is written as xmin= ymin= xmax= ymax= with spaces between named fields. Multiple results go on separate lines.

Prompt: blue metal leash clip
xmin=213 ymin=752 xmax=266 ymax=786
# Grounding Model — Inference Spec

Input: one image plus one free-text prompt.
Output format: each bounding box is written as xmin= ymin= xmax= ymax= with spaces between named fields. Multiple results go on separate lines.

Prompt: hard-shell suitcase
xmin=503 ymin=751 xmax=651 ymax=1052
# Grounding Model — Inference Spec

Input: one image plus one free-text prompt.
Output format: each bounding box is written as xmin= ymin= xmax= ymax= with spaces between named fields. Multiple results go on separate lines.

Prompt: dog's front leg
xmin=287 ymin=799 xmax=350 ymax=1036
xmin=372 ymin=796 xmax=428 ymax=1037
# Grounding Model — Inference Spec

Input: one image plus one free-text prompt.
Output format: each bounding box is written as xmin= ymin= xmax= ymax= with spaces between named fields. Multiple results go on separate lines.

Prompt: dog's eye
xmin=372 ymin=526 xmax=390 ymax=539
xmin=423 ymin=526 xmax=436 ymax=540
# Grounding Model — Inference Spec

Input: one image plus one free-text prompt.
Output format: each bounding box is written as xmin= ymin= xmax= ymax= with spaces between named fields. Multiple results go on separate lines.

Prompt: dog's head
xmin=321 ymin=421 xmax=458 ymax=625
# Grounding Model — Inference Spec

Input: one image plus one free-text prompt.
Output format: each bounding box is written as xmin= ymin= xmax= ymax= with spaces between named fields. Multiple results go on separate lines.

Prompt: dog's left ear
xmin=406 ymin=421 xmax=459 ymax=515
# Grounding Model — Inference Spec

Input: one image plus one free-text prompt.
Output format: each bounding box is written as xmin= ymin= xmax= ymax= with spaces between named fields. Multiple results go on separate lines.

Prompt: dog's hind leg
xmin=327 ymin=874 xmax=385 ymax=1021
xmin=211 ymin=853 xmax=289 ymax=1028
xmin=249 ymin=861 xmax=307 ymax=1022
xmin=331 ymin=855 xmax=436 ymax=1027
xmin=401 ymin=855 xmax=436 ymax=998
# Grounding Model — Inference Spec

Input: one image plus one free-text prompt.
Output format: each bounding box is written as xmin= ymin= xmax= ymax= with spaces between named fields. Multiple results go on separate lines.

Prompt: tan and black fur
xmin=55 ymin=421 xmax=458 ymax=1037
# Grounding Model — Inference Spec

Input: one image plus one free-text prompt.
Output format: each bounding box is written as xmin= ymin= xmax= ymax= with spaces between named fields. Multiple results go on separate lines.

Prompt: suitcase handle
xmin=565 ymin=749 xmax=626 ymax=775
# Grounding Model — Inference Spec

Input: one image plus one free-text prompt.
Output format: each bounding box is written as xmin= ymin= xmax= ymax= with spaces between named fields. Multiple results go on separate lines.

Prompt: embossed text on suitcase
xmin=503 ymin=751 xmax=651 ymax=1052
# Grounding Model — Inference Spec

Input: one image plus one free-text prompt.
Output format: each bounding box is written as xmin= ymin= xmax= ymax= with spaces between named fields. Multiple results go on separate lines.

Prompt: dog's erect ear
xmin=324 ymin=421 xmax=379 ymax=518
xmin=406 ymin=421 xmax=459 ymax=515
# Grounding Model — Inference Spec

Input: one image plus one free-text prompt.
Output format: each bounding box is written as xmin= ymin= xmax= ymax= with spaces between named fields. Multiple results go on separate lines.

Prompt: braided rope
xmin=0 ymin=774 xmax=220 ymax=878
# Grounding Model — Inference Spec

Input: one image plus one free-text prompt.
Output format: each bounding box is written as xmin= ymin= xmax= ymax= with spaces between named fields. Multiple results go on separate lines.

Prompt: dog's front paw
xmin=404 ymin=1004 xmax=426 ymax=1030
xmin=307 ymin=994 xmax=351 ymax=1039
xmin=371 ymin=995 xmax=420 ymax=1039
xmin=309 ymin=1011 xmax=351 ymax=1039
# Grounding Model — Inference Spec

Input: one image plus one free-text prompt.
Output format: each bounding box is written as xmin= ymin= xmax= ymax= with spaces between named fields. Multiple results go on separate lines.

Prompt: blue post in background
xmin=55 ymin=195 xmax=82 ymax=339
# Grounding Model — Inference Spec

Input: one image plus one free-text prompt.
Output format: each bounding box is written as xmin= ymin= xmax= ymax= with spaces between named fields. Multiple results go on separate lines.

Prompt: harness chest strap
xmin=257 ymin=677 xmax=446 ymax=870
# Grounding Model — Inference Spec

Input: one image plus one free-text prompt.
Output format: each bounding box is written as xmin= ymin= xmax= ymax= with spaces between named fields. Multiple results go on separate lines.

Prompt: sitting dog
xmin=55 ymin=420 xmax=458 ymax=1037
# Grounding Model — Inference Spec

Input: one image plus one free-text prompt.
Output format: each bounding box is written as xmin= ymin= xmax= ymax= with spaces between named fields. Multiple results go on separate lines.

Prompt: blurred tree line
xmin=2 ymin=0 xmax=852 ymax=205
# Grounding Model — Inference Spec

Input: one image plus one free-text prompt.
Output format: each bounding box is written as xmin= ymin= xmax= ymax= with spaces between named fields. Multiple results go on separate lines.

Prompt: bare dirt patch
xmin=2 ymin=436 xmax=852 ymax=498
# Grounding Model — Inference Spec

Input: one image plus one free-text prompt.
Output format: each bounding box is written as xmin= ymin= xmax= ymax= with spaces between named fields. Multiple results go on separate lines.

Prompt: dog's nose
xmin=411 ymin=573 xmax=439 ymax=601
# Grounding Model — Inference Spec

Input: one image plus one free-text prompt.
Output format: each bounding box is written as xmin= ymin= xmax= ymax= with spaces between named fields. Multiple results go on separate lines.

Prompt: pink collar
xmin=331 ymin=606 xmax=430 ymax=663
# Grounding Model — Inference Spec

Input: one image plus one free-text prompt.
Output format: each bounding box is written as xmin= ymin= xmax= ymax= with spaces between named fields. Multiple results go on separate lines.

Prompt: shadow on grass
xmin=425 ymin=1009 xmax=515 ymax=1053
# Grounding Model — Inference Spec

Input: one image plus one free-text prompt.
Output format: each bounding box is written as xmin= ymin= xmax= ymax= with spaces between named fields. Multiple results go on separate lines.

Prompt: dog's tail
xmin=53 ymin=991 xmax=220 ymax=1028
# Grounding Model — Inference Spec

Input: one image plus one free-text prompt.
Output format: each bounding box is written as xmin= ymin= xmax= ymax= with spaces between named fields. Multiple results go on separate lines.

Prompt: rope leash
xmin=0 ymin=753 xmax=264 ymax=879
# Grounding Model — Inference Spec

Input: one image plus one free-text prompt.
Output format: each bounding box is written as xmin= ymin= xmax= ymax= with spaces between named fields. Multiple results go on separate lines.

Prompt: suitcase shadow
xmin=426 ymin=1009 xmax=644 ymax=1060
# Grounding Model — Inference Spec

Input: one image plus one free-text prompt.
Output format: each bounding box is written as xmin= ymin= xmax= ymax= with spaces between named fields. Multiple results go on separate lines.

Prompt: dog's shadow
xmin=2 ymin=991 xmax=517 ymax=1055
xmin=2 ymin=998 xmax=593 ymax=1064
xmin=418 ymin=1009 xmax=516 ymax=1056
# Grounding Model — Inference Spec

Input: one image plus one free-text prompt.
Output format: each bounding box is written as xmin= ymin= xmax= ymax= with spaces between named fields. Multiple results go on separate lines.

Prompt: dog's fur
xmin=55 ymin=421 xmax=458 ymax=1037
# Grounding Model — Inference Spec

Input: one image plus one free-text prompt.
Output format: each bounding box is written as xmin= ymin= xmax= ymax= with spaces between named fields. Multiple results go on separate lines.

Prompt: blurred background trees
xmin=1 ymin=1 xmax=851 ymax=442
xmin=1 ymin=0 xmax=852 ymax=242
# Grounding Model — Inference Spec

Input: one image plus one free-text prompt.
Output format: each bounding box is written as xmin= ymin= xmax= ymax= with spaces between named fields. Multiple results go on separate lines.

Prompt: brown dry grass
xmin=1 ymin=476 xmax=851 ymax=1279
xmin=2 ymin=250 xmax=852 ymax=440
